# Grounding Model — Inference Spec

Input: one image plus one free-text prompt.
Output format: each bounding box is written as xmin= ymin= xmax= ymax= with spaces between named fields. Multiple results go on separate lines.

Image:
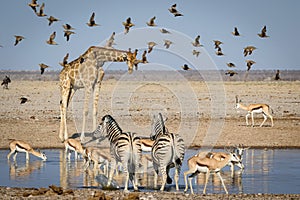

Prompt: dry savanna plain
xmin=0 ymin=70 xmax=299 ymax=199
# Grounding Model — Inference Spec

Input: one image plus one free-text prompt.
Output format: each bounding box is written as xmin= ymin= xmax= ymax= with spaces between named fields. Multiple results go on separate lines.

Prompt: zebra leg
xmin=174 ymin=165 xmax=180 ymax=191
xmin=107 ymin=158 xmax=116 ymax=187
xmin=123 ymin=165 xmax=129 ymax=192
xmin=160 ymin=166 xmax=167 ymax=191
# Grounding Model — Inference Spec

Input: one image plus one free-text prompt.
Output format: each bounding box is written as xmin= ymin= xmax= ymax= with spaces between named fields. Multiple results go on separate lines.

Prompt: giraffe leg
xmin=92 ymin=68 xmax=105 ymax=131
xmin=80 ymin=88 xmax=92 ymax=142
xmin=59 ymin=81 xmax=72 ymax=142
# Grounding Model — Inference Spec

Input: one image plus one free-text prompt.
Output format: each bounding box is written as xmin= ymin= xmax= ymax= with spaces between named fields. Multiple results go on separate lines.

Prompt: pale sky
xmin=0 ymin=0 xmax=299 ymax=71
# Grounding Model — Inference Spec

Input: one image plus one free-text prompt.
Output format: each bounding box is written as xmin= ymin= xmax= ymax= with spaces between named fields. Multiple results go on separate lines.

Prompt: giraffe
xmin=59 ymin=46 xmax=137 ymax=142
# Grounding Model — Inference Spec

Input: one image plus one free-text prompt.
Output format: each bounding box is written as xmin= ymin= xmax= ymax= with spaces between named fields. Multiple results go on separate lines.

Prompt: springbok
xmin=184 ymin=151 xmax=240 ymax=194
xmin=235 ymin=95 xmax=274 ymax=127
xmin=64 ymin=138 xmax=85 ymax=160
xmin=83 ymin=147 xmax=110 ymax=175
xmin=7 ymin=140 xmax=47 ymax=161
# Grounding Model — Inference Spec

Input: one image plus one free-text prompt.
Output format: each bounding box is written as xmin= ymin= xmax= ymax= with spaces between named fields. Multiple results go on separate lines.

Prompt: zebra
xmin=1 ymin=75 xmax=11 ymax=89
xmin=150 ymin=113 xmax=185 ymax=191
xmin=95 ymin=114 xmax=141 ymax=191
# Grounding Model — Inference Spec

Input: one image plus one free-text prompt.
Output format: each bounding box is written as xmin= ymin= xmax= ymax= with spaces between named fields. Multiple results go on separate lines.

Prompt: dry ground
xmin=0 ymin=80 xmax=299 ymax=149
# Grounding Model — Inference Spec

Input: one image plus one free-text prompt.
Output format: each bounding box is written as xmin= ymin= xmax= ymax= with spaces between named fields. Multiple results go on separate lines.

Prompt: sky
xmin=0 ymin=0 xmax=299 ymax=71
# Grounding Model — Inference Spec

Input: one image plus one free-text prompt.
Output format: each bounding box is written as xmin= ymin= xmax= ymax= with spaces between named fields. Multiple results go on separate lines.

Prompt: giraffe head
xmin=125 ymin=49 xmax=138 ymax=74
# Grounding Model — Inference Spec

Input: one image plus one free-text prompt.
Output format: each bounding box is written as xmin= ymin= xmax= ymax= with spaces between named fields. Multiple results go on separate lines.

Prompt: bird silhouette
xmin=168 ymin=4 xmax=183 ymax=17
xmin=59 ymin=53 xmax=69 ymax=67
xmin=232 ymin=27 xmax=241 ymax=36
xmin=39 ymin=63 xmax=50 ymax=74
xmin=63 ymin=23 xmax=75 ymax=30
xmin=192 ymin=50 xmax=200 ymax=57
xmin=246 ymin=60 xmax=256 ymax=71
xmin=147 ymin=41 xmax=157 ymax=53
xmin=36 ymin=2 xmax=46 ymax=17
xmin=181 ymin=64 xmax=191 ymax=70
xmin=146 ymin=16 xmax=157 ymax=26
xmin=226 ymin=62 xmax=236 ymax=68
xmin=160 ymin=28 xmax=171 ymax=34
xmin=225 ymin=70 xmax=238 ymax=76
xmin=122 ymin=17 xmax=134 ymax=34
xmin=243 ymin=46 xmax=257 ymax=56
xmin=215 ymin=47 xmax=224 ymax=56
xmin=163 ymin=39 xmax=173 ymax=49
xmin=192 ymin=35 xmax=203 ymax=47
xmin=213 ymin=40 xmax=223 ymax=49
xmin=14 ymin=35 xmax=25 ymax=46
xmin=105 ymin=32 xmax=116 ymax=48
xmin=64 ymin=30 xmax=75 ymax=42
xmin=87 ymin=12 xmax=99 ymax=27
xmin=134 ymin=50 xmax=149 ymax=70
xmin=28 ymin=0 xmax=39 ymax=13
xmin=258 ymin=25 xmax=269 ymax=38
xmin=46 ymin=31 xmax=58 ymax=45
xmin=47 ymin=16 xmax=59 ymax=26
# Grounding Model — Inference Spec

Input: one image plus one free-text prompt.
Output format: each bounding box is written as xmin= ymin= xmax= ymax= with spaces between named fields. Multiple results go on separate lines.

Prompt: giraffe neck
xmin=91 ymin=46 xmax=128 ymax=62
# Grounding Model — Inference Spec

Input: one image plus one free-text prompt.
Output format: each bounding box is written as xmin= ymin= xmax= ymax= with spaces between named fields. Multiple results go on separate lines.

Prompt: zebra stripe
xmin=98 ymin=115 xmax=141 ymax=191
xmin=151 ymin=113 xmax=185 ymax=191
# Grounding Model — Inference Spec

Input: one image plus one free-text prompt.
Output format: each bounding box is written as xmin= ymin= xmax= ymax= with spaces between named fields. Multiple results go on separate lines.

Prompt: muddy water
xmin=0 ymin=149 xmax=299 ymax=194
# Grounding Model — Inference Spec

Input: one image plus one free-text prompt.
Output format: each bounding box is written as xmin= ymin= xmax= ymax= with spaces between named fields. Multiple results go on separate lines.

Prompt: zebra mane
xmin=102 ymin=114 xmax=123 ymax=132
xmin=158 ymin=113 xmax=166 ymax=134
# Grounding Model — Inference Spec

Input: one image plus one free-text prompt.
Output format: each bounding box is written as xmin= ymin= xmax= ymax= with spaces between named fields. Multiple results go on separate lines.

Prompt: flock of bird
xmin=2 ymin=1 xmax=269 ymax=77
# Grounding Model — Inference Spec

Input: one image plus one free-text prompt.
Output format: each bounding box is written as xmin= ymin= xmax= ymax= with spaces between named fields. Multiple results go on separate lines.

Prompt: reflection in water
xmin=1 ymin=149 xmax=300 ymax=194
xmin=9 ymin=160 xmax=44 ymax=180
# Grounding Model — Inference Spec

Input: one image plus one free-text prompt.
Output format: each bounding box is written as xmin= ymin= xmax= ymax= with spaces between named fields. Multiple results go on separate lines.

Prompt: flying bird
xmin=105 ymin=32 xmax=116 ymax=48
xmin=243 ymin=46 xmax=257 ymax=56
xmin=47 ymin=16 xmax=59 ymax=26
xmin=225 ymin=70 xmax=238 ymax=77
xmin=122 ymin=17 xmax=134 ymax=34
xmin=46 ymin=31 xmax=58 ymax=45
xmin=258 ymin=25 xmax=269 ymax=38
xmin=20 ymin=97 xmax=28 ymax=104
xmin=192 ymin=50 xmax=200 ymax=57
xmin=87 ymin=12 xmax=99 ymax=27
xmin=146 ymin=16 xmax=157 ymax=26
xmin=14 ymin=35 xmax=25 ymax=46
xmin=168 ymin=4 xmax=183 ymax=17
xmin=147 ymin=41 xmax=157 ymax=53
xmin=163 ymin=39 xmax=173 ymax=49
xmin=213 ymin=40 xmax=223 ymax=49
xmin=160 ymin=28 xmax=171 ymax=34
xmin=246 ymin=60 xmax=256 ymax=71
xmin=232 ymin=27 xmax=241 ymax=36
xmin=226 ymin=62 xmax=236 ymax=68
xmin=63 ymin=23 xmax=75 ymax=30
xmin=134 ymin=50 xmax=148 ymax=70
xmin=215 ymin=47 xmax=224 ymax=56
xmin=181 ymin=64 xmax=190 ymax=70
xmin=39 ymin=63 xmax=50 ymax=74
xmin=59 ymin=53 xmax=69 ymax=67
xmin=192 ymin=35 xmax=203 ymax=47
xmin=36 ymin=2 xmax=46 ymax=17
xmin=28 ymin=0 xmax=39 ymax=13
xmin=64 ymin=30 xmax=75 ymax=41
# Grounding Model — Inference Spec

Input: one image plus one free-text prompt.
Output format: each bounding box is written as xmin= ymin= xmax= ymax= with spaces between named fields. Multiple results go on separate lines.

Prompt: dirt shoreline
xmin=1 ymin=186 xmax=299 ymax=200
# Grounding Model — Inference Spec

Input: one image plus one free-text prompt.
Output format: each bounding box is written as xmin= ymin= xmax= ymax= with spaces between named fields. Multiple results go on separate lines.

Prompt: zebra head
xmin=150 ymin=113 xmax=167 ymax=140
xmin=97 ymin=115 xmax=122 ymax=141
